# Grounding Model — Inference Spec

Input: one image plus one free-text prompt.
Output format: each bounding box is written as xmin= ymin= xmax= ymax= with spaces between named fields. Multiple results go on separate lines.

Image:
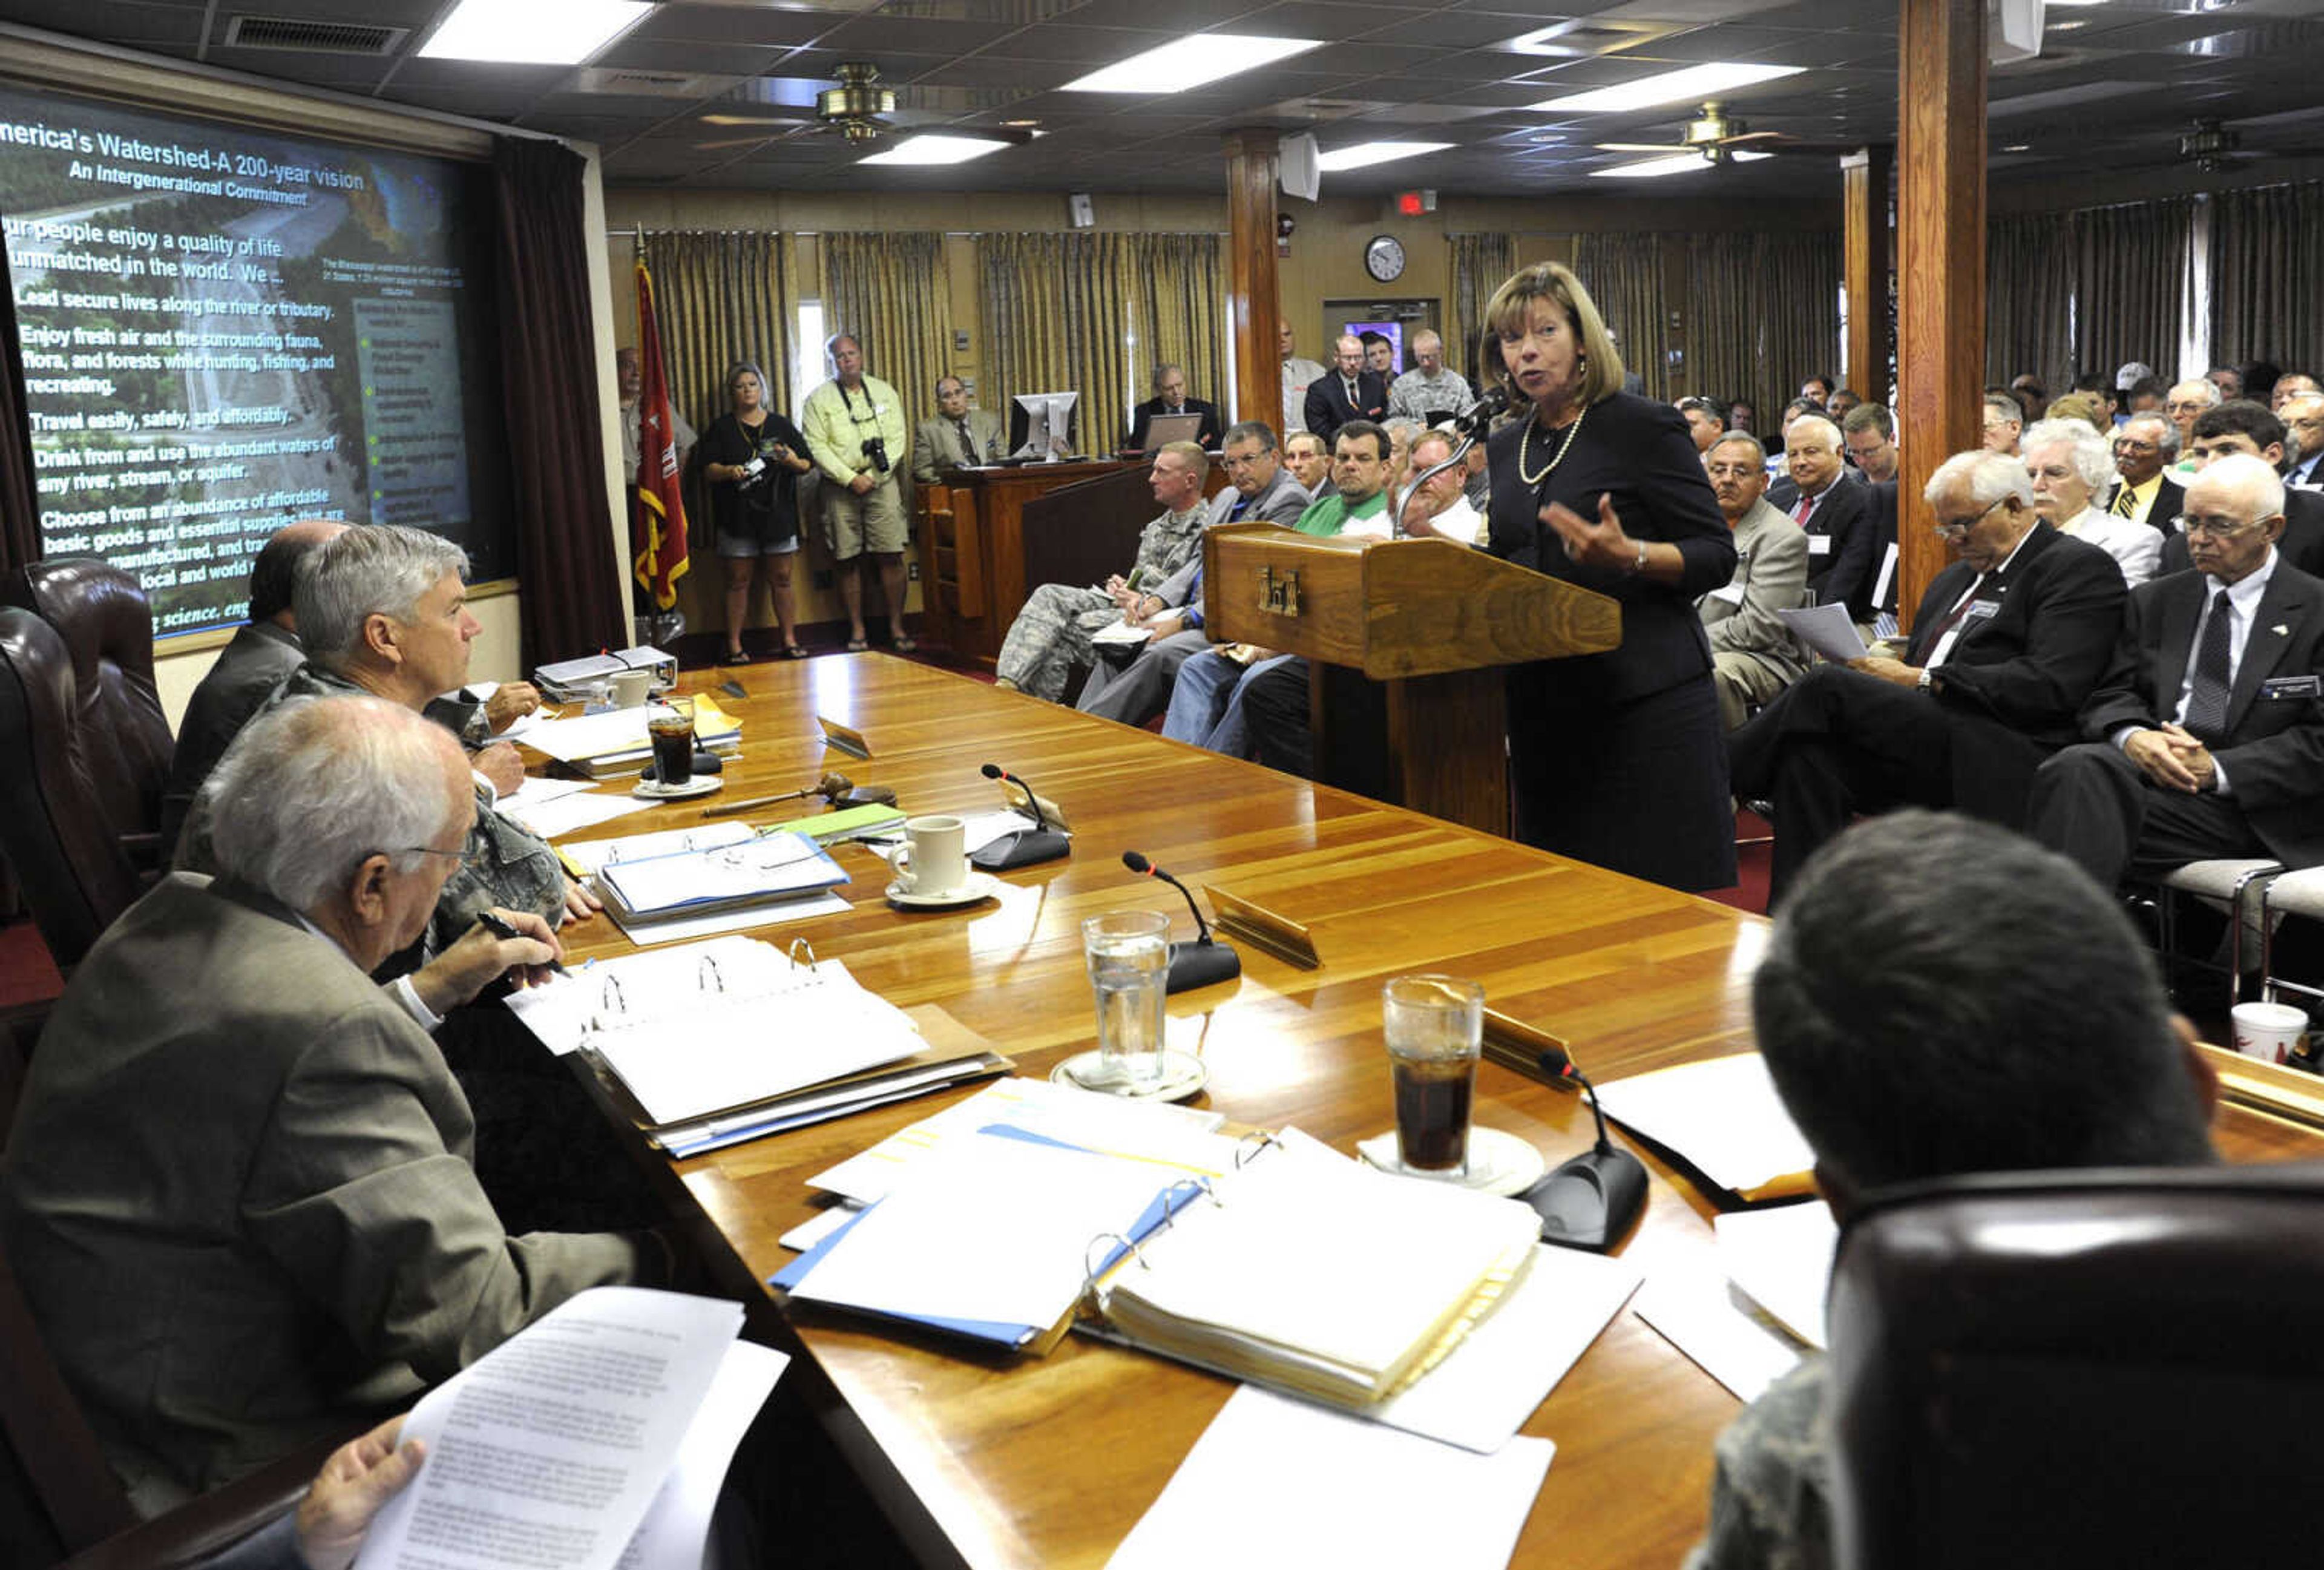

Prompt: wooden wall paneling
xmin=1223 ymin=132 xmax=1283 ymax=432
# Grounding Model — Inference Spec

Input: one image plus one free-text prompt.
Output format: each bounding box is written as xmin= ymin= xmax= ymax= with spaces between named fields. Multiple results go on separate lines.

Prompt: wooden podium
xmin=1202 ymin=526 xmax=1622 ymax=835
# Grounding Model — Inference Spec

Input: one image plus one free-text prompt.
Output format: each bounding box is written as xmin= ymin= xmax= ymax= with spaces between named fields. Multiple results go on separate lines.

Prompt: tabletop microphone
xmin=1121 ymin=851 xmax=1241 ymax=993
xmin=1516 ymin=1043 xmax=1648 ymax=1253
xmin=971 ymin=762 xmax=1071 ymax=871
xmin=1453 ymin=385 xmax=1511 ymax=435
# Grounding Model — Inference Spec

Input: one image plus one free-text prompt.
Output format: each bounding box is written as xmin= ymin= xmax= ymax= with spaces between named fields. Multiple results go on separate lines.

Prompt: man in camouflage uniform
xmin=1687 ymin=810 xmax=2219 ymax=1570
xmin=994 ymin=441 xmax=1210 ymax=701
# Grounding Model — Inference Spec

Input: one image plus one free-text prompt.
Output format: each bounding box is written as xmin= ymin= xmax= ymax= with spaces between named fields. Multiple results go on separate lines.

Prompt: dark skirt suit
xmin=1485 ymin=392 xmax=1739 ymax=891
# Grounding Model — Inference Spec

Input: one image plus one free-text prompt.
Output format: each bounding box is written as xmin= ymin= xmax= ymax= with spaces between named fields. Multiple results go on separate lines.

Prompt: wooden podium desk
xmin=548 ymin=655 xmax=2323 ymax=1570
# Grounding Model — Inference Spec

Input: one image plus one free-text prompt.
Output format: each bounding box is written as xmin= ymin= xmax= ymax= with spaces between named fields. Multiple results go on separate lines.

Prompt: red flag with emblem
xmin=632 ymin=260 xmax=691 ymax=608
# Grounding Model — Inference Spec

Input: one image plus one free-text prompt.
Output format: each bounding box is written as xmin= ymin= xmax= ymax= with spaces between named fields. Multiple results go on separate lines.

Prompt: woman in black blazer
xmin=1482 ymin=263 xmax=1739 ymax=891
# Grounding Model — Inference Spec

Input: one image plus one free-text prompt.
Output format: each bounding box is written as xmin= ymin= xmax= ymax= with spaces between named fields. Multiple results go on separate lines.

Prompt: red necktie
xmin=1793 ymin=494 xmax=1813 ymax=525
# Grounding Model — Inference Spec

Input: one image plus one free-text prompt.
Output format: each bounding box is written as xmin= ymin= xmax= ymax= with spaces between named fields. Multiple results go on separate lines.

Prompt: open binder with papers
xmin=592 ymin=828 xmax=849 ymax=922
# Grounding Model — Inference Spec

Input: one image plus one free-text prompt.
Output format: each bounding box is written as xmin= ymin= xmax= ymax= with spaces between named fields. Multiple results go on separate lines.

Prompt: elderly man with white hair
xmin=2028 ymin=452 xmax=2324 ymax=890
xmin=1 ymin=695 xmax=655 ymax=1512
xmin=2023 ymin=417 xmax=2161 ymax=587
xmin=1764 ymin=412 xmax=1873 ymax=617
xmin=1728 ymin=448 xmax=2127 ymax=905
xmin=2166 ymin=376 xmax=2224 ymax=466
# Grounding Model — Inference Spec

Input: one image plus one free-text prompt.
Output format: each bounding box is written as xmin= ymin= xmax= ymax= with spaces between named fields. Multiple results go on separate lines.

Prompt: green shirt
xmin=1292 ymin=489 xmax=1389 ymax=537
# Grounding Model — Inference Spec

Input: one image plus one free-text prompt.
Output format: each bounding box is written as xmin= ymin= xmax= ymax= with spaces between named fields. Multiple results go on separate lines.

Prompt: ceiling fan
xmin=1595 ymin=100 xmax=1859 ymax=164
xmin=692 ymin=63 xmax=1040 ymax=149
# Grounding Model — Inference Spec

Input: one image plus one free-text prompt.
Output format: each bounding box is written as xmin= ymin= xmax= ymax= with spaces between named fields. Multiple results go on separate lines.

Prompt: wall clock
xmin=1364 ymin=234 xmax=1406 ymax=283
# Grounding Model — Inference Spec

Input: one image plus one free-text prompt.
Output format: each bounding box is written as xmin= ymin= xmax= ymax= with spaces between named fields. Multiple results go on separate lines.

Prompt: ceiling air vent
xmin=222 ymin=15 xmax=408 ymax=55
xmin=570 ymin=68 xmax=746 ymax=99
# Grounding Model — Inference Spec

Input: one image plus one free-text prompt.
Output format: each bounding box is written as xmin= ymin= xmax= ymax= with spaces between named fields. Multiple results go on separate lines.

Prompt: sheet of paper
xmin=353 ymin=1287 xmax=742 ymax=1570
xmin=498 ymin=775 xmax=596 ymax=809
xmin=955 ymin=809 xmax=1040 ymax=855
xmin=1630 ymin=1271 xmax=1805 ymax=1404
xmin=598 ymin=830 xmax=836 ymax=916
xmin=807 ymin=1076 xmax=1233 ymax=1206
xmin=1107 ymin=1385 xmax=1553 ymax=1570
xmin=605 ymin=892 xmax=850 ymax=947
xmin=779 ymin=1203 xmax=864 ymax=1253
xmin=499 ymin=790 xmax=654 ymax=840
xmin=563 ymin=820 xmax=758 ymax=876
xmin=1090 ymin=620 xmax=1153 ymax=648
xmin=502 ymin=936 xmax=801 ymax=1056
xmin=614 ymin=1339 xmax=787 ymax=1570
xmin=1368 ymin=1243 xmax=1641 ymax=1454
xmin=1592 ymin=1053 xmax=1816 ymax=1195
xmin=786 ymin=1128 xmax=1186 ymax=1331
xmin=1715 ymin=1200 xmax=1839 ymax=1350
xmin=1777 ymin=603 xmax=1869 ymax=663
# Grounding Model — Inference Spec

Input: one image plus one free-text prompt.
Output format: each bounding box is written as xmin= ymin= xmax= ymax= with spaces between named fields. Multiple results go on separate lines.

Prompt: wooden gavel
xmin=701 ymin=771 xmax=894 ymax=818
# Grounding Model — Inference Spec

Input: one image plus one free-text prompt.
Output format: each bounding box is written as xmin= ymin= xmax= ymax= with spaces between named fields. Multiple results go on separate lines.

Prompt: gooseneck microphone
xmin=1121 ymin=850 xmax=1241 ymax=994
xmin=1452 ymin=384 xmax=1511 ymax=435
xmin=1516 ymin=1042 xmax=1648 ymax=1253
xmin=970 ymin=762 xmax=1071 ymax=871
xmin=1394 ymin=387 xmax=1506 ymax=540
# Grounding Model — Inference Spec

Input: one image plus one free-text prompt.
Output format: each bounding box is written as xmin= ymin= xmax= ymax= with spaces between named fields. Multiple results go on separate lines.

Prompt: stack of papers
xmin=1590 ymin=1053 xmax=1817 ymax=1200
xmin=534 ymin=645 xmax=678 ymax=700
xmin=493 ymin=776 xmax=652 ymax=839
xmin=595 ymin=829 xmax=848 ymax=922
xmin=517 ymin=697 xmax=743 ymax=778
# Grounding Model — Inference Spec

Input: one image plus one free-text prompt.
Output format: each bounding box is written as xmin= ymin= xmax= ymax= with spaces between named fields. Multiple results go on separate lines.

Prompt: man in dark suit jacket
xmin=1125 ymin=363 xmax=1223 ymax=450
xmin=2103 ymin=413 xmax=2185 ymax=534
xmin=2155 ymin=402 xmax=2324 ymax=577
xmin=1303 ymin=333 xmax=1388 ymax=446
xmin=1764 ymin=414 xmax=1874 ymax=615
xmin=2028 ymin=454 xmax=2324 ymax=888
xmin=1730 ymin=450 xmax=2127 ymax=906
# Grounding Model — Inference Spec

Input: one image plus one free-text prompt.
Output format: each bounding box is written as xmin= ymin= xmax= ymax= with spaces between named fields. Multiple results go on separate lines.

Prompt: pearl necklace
xmin=1518 ymin=403 xmax=1587 ymax=488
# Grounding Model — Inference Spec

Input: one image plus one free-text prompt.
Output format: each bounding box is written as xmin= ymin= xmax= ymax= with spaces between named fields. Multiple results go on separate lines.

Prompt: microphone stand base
xmin=1518 ymin=1147 xmax=1648 ymax=1254
xmin=1163 ymin=939 xmax=1241 ymax=994
xmin=971 ymin=829 xmax=1071 ymax=872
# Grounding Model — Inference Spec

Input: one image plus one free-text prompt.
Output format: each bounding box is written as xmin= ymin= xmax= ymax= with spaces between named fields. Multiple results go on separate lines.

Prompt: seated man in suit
xmin=911 ymin=375 xmax=1005 ymax=481
xmin=1687 ymin=809 xmax=2219 ymax=1570
xmin=1981 ymin=392 xmax=2024 ymax=456
xmin=2282 ymin=392 xmax=2324 ymax=488
xmin=2105 ymin=412 xmax=2184 ymax=531
xmin=1077 ymin=421 xmax=1309 ymax=727
xmin=2156 ymin=401 xmax=2324 ymax=578
xmin=993 ymin=442 xmax=1210 ymax=701
xmin=1698 ymin=434 xmax=1810 ymax=732
xmin=1125 ymin=363 xmax=1223 ymax=452
xmin=1764 ymin=414 xmax=1873 ymax=614
xmin=2023 ymin=418 xmax=2162 ymax=588
xmin=1729 ymin=449 xmax=2127 ymax=907
xmin=1303 ymin=335 xmax=1388 ymax=447
xmin=1839 ymin=402 xmax=1899 ymax=485
xmin=2027 ymin=452 xmax=2324 ymax=890
xmin=159 ymin=520 xmax=344 ymax=857
xmin=1285 ymin=430 xmax=1334 ymax=499
xmin=1 ymin=695 xmax=658 ymax=1512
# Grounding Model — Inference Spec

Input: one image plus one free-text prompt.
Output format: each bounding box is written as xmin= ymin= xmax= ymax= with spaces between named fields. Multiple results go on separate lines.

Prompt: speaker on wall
xmin=1280 ymin=133 xmax=1320 ymax=202
xmin=1989 ymin=0 xmax=2044 ymax=64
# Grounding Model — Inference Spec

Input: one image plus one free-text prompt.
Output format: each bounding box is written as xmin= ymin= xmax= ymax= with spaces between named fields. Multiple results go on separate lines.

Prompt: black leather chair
xmin=1825 ymin=1163 xmax=2324 ymax=1569
xmin=0 ymin=560 xmax=174 ymax=970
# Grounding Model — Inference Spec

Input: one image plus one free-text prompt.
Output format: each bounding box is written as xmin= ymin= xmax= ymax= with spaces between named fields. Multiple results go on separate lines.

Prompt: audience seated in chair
xmin=1698 ymin=433 xmax=1810 ymax=732
xmin=2159 ymin=400 xmax=2324 ymax=577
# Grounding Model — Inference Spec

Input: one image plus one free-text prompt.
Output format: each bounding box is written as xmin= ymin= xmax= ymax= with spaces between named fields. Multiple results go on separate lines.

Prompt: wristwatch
xmin=1917 ymin=667 xmax=1935 ymax=692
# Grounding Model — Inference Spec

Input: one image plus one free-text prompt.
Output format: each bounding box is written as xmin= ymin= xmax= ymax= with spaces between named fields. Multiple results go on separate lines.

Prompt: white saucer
xmin=885 ymin=870 xmax=1001 ymax=909
xmin=1052 ymin=1048 xmax=1209 ymax=1103
xmin=1355 ymin=1125 xmax=1548 ymax=1196
xmin=632 ymin=775 xmax=721 ymax=801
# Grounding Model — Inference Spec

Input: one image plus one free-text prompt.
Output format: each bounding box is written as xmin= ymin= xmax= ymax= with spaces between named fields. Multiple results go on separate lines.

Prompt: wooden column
xmin=1895 ymin=0 xmax=1984 ymax=630
xmin=1840 ymin=143 xmax=1891 ymax=404
xmin=1222 ymin=131 xmax=1281 ymax=433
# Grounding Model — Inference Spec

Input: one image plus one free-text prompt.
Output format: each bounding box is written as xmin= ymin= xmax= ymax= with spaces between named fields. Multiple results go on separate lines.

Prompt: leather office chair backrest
xmin=0 ymin=561 xmax=172 ymax=969
xmin=1827 ymin=1163 xmax=2324 ymax=1569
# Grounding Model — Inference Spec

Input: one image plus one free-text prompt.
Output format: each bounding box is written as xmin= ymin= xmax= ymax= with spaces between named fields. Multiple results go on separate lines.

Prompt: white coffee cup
xmin=884 ymin=815 xmax=970 ymax=898
xmin=610 ymin=668 xmax=654 ymax=708
xmin=2231 ymin=1001 xmax=2307 ymax=1064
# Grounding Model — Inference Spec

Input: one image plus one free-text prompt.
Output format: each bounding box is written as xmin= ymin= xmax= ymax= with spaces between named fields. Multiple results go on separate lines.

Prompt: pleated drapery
xmin=2072 ymin=198 xmax=2194 ymax=387
xmin=634 ymin=229 xmax=790 ymax=452
xmin=1448 ymin=232 xmax=1518 ymax=393
xmin=1987 ymin=212 xmax=2078 ymax=393
xmin=1684 ymin=231 xmax=1842 ymax=430
xmin=2209 ymin=182 xmax=2324 ymax=375
xmin=818 ymin=231 xmax=953 ymax=425
xmin=1572 ymin=231 xmax=1670 ymax=401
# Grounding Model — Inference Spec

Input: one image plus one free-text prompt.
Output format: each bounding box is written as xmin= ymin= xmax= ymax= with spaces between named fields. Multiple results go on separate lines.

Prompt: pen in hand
xmin=474 ymin=909 xmax=568 ymax=976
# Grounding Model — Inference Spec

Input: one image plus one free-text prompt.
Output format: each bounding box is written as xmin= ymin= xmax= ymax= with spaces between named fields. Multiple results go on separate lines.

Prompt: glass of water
xmin=1083 ymin=910 xmax=1170 ymax=1089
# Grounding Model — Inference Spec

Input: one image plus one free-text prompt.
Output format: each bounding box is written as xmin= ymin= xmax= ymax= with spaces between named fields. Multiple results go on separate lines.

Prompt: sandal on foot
xmin=783 ymin=643 xmax=809 ymax=659
xmin=892 ymin=635 xmax=918 ymax=654
xmin=844 ymin=637 xmax=868 ymax=652
xmin=718 ymin=648 xmax=754 ymax=666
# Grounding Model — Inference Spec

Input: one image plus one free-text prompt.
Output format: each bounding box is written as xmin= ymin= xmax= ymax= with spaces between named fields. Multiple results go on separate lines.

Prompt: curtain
xmin=635 ymin=229 xmax=789 ymax=447
xmin=1987 ymin=212 xmax=2078 ymax=392
xmin=1449 ymin=232 xmax=1518 ymax=393
xmin=976 ymin=232 xmax=1223 ymax=452
xmin=2210 ymin=182 xmax=2324 ymax=376
xmin=818 ymin=231 xmax=951 ymax=432
xmin=1572 ymin=232 xmax=1669 ymax=401
xmin=490 ymin=138 xmax=624 ymax=665
xmin=1686 ymin=231 xmax=1841 ymax=431
xmin=0 ymin=237 xmax=39 ymax=571
xmin=2073 ymin=197 xmax=2193 ymax=387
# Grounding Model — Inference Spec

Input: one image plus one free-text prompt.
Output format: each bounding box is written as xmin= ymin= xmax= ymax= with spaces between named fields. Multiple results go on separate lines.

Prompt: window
xmin=795 ymin=298 xmax=824 ymax=415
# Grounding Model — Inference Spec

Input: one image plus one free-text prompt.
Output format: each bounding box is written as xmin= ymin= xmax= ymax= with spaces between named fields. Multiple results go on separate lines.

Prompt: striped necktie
xmin=2112 ymin=482 xmax=2138 ymax=518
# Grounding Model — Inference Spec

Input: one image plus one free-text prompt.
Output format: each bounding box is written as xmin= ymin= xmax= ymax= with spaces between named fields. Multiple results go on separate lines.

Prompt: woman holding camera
xmin=698 ymin=360 xmax=811 ymax=663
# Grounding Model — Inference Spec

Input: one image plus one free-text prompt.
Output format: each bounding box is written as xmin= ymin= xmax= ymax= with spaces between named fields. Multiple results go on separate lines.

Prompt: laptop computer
xmin=1135 ymin=412 xmax=1206 ymax=451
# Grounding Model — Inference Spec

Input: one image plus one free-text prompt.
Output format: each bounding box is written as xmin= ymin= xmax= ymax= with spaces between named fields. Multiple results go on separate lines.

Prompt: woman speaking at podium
xmin=1482 ymin=263 xmax=1737 ymax=892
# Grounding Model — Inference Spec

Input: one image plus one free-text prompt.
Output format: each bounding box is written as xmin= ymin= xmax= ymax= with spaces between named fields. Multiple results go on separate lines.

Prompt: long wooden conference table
xmin=542 ymin=652 xmax=2323 ymax=1569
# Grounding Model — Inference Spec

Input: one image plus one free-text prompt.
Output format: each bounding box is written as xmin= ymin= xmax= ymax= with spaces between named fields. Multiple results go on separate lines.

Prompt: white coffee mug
xmin=884 ymin=814 xmax=969 ymax=897
xmin=610 ymin=668 xmax=654 ymax=708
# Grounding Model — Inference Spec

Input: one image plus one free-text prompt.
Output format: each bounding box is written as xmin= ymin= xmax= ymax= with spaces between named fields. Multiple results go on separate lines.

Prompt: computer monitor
xmin=1011 ymin=392 xmax=1079 ymax=461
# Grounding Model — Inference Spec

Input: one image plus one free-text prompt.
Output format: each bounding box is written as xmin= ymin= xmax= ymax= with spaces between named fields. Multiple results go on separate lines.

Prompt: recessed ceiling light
xmin=1589 ymin=149 xmax=1771 ymax=179
xmin=1315 ymin=140 xmax=1453 ymax=171
xmin=1531 ymin=62 xmax=1804 ymax=114
xmin=2001 ymin=142 xmax=2032 ymax=152
xmin=2048 ymin=18 xmax=2088 ymax=28
xmin=859 ymin=134 xmax=1015 ymax=166
xmin=1062 ymin=35 xmax=1323 ymax=94
xmin=420 ymin=0 xmax=649 ymax=64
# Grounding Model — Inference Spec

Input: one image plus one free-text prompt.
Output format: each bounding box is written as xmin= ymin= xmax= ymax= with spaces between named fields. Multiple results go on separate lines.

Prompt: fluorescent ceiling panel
xmin=1589 ymin=149 xmax=1771 ymax=178
xmin=1061 ymin=36 xmax=1324 ymax=94
xmin=421 ymin=0 xmax=650 ymax=64
xmin=1530 ymin=62 xmax=1804 ymax=114
xmin=1315 ymin=140 xmax=1454 ymax=171
xmin=859 ymin=134 xmax=1015 ymax=165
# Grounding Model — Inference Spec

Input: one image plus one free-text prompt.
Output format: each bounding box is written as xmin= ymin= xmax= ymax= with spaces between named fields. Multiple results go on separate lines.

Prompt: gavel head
xmin=817 ymin=772 xmax=855 ymax=802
